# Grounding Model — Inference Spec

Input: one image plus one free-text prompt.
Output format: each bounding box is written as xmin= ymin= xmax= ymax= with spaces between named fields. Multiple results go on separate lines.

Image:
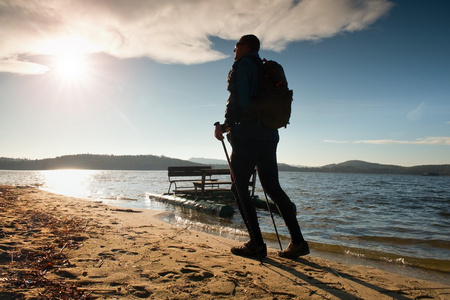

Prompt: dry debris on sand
xmin=1 ymin=185 xmax=449 ymax=299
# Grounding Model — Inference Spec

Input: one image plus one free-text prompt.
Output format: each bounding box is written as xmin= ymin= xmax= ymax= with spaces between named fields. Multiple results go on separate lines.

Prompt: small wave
xmin=310 ymin=241 xmax=450 ymax=273
xmin=101 ymin=196 xmax=138 ymax=201
xmin=164 ymin=213 xmax=248 ymax=239
xmin=380 ymin=256 xmax=406 ymax=265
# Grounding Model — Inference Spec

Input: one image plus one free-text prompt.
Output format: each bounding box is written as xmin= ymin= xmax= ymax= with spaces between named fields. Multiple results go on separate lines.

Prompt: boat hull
xmin=147 ymin=192 xmax=279 ymax=218
xmin=147 ymin=193 xmax=235 ymax=218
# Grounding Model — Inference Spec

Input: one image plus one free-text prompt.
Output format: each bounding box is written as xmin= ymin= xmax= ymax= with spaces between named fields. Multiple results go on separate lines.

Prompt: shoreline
xmin=1 ymin=185 xmax=449 ymax=299
xmin=164 ymin=210 xmax=450 ymax=286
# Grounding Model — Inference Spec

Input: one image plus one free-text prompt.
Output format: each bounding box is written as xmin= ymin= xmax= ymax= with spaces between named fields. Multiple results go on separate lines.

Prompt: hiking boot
xmin=231 ymin=240 xmax=267 ymax=259
xmin=278 ymin=241 xmax=310 ymax=259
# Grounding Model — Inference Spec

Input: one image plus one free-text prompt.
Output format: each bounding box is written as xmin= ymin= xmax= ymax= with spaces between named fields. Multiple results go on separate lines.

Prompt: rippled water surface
xmin=1 ymin=170 xmax=449 ymax=276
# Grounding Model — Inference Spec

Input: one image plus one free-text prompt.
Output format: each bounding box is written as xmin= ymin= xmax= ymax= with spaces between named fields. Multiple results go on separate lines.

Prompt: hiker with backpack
xmin=214 ymin=34 xmax=309 ymax=259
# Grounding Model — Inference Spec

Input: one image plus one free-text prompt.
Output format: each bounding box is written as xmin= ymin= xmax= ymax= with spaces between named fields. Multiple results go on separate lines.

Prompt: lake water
xmin=1 ymin=169 xmax=449 ymax=282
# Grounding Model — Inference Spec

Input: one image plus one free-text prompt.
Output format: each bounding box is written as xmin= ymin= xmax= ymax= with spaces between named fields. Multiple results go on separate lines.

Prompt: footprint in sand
xmin=157 ymin=270 xmax=181 ymax=282
xmin=111 ymin=248 xmax=127 ymax=254
xmin=129 ymin=285 xmax=152 ymax=298
xmin=224 ymin=269 xmax=250 ymax=278
xmin=98 ymin=251 xmax=115 ymax=260
xmin=55 ymin=269 xmax=78 ymax=279
xmin=180 ymin=264 xmax=214 ymax=281
xmin=158 ymin=270 xmax=179 ymax=277
xmin=111 ymin=248 xmax=139 ymax=255
xmin=167 ymin=245 xmax=196 ymax=253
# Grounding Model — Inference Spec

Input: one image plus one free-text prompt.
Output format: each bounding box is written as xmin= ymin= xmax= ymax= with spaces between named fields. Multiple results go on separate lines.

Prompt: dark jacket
xmin=224 ymin=51 xmax=261 ymax=127
xmin=224 ymin=52 xmax=279 ymax=142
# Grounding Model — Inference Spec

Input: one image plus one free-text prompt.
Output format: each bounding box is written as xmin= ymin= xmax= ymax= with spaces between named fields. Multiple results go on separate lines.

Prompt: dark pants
xmin=228 ymin=124 xmax=304 ymax=247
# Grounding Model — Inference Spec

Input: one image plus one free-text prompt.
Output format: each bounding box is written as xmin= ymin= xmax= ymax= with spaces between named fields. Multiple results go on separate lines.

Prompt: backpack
xmin=246 ymin=58 xmax=293 ymax=129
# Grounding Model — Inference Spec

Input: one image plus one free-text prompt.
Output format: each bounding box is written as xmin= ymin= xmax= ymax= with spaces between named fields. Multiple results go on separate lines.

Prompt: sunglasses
xmin=234 ymin=42 xmax=248 ymax=52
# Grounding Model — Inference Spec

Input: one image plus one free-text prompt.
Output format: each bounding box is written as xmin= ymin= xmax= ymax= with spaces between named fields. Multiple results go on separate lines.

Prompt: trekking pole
xmin=215 ymin=122 xmax=264 ymax=263
xmin=261 ymin=187 xmax=283 ymax=251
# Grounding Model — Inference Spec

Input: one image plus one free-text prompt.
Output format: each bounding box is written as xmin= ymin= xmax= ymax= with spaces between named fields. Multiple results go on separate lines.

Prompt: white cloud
xmin=324 ymin=137 xmax=450 ymax=145
xmin=323 ymin=139 xmax=351 ymax=144
xmin=0 ymin=58 xmax=50 ymax=75
xmin=0 ymin=0 xmax=394 ymax=74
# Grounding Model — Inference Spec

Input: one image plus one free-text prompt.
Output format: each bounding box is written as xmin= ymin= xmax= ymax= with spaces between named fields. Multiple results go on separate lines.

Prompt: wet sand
xmin=1 ymin=185 xmax=449 ymax=299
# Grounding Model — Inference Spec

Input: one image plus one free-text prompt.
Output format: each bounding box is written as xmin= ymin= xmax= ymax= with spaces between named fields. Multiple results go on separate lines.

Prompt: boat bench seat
xmin=167 ymin=166 xmax=213 ymax=194
xmin=192 ymin=180 xmax=232 ymax=196
xmin=193 ymin=169 xmax=257 ymax=199
xmin=167 ymin=166 xmax=257 ymax=199
xmin=193 ymin=180 xmax=232 ymax=187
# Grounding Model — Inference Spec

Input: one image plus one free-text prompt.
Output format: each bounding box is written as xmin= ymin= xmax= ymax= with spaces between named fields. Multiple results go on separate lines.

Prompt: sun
xmin=40 ymin=37 xmax=97 ymax=83
xmin=54 ymin=53 xmax=88 ymax=81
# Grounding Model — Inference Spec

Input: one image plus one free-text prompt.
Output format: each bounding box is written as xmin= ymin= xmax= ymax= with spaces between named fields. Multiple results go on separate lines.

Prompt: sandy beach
xmin=1 ymin=185 xmax=449 ymax=299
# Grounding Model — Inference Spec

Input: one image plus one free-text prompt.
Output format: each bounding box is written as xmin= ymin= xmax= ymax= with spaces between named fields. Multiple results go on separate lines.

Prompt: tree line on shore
xmin=0 ymin=154 xmax=197 ymax=170
xmin=1 ymin=154 xmax=449 ymax=176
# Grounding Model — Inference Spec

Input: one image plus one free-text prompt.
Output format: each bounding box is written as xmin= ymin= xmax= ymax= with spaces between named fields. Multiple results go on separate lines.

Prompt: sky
xmin=0 ymin=0 xmax=449 ymax=167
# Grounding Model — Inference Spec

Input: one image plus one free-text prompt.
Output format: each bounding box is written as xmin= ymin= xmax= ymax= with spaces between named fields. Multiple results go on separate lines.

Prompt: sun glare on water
xmin=40 ymin=169 xmax=98 ymax=198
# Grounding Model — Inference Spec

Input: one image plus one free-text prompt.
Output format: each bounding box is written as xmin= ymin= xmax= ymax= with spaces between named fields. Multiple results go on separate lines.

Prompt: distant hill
xmin=0 ymin=155 xmax=449 ymax=176
xmin=317 ymin=160 xmax=450 ymax=176
xmin=189 ymin=157 xmax=227 ymax=165
xmin=0 ymin=154 xmax=204 ymax=170
xmin=188 ymin=158 xmax=307 ymax=172
xmin=322 ymin=160 xmax=404 ymax=173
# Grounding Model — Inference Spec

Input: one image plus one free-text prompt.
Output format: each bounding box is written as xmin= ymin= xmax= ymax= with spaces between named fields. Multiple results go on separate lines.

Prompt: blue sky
xmin=0 ymin=0 xmax=449 ymax=167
